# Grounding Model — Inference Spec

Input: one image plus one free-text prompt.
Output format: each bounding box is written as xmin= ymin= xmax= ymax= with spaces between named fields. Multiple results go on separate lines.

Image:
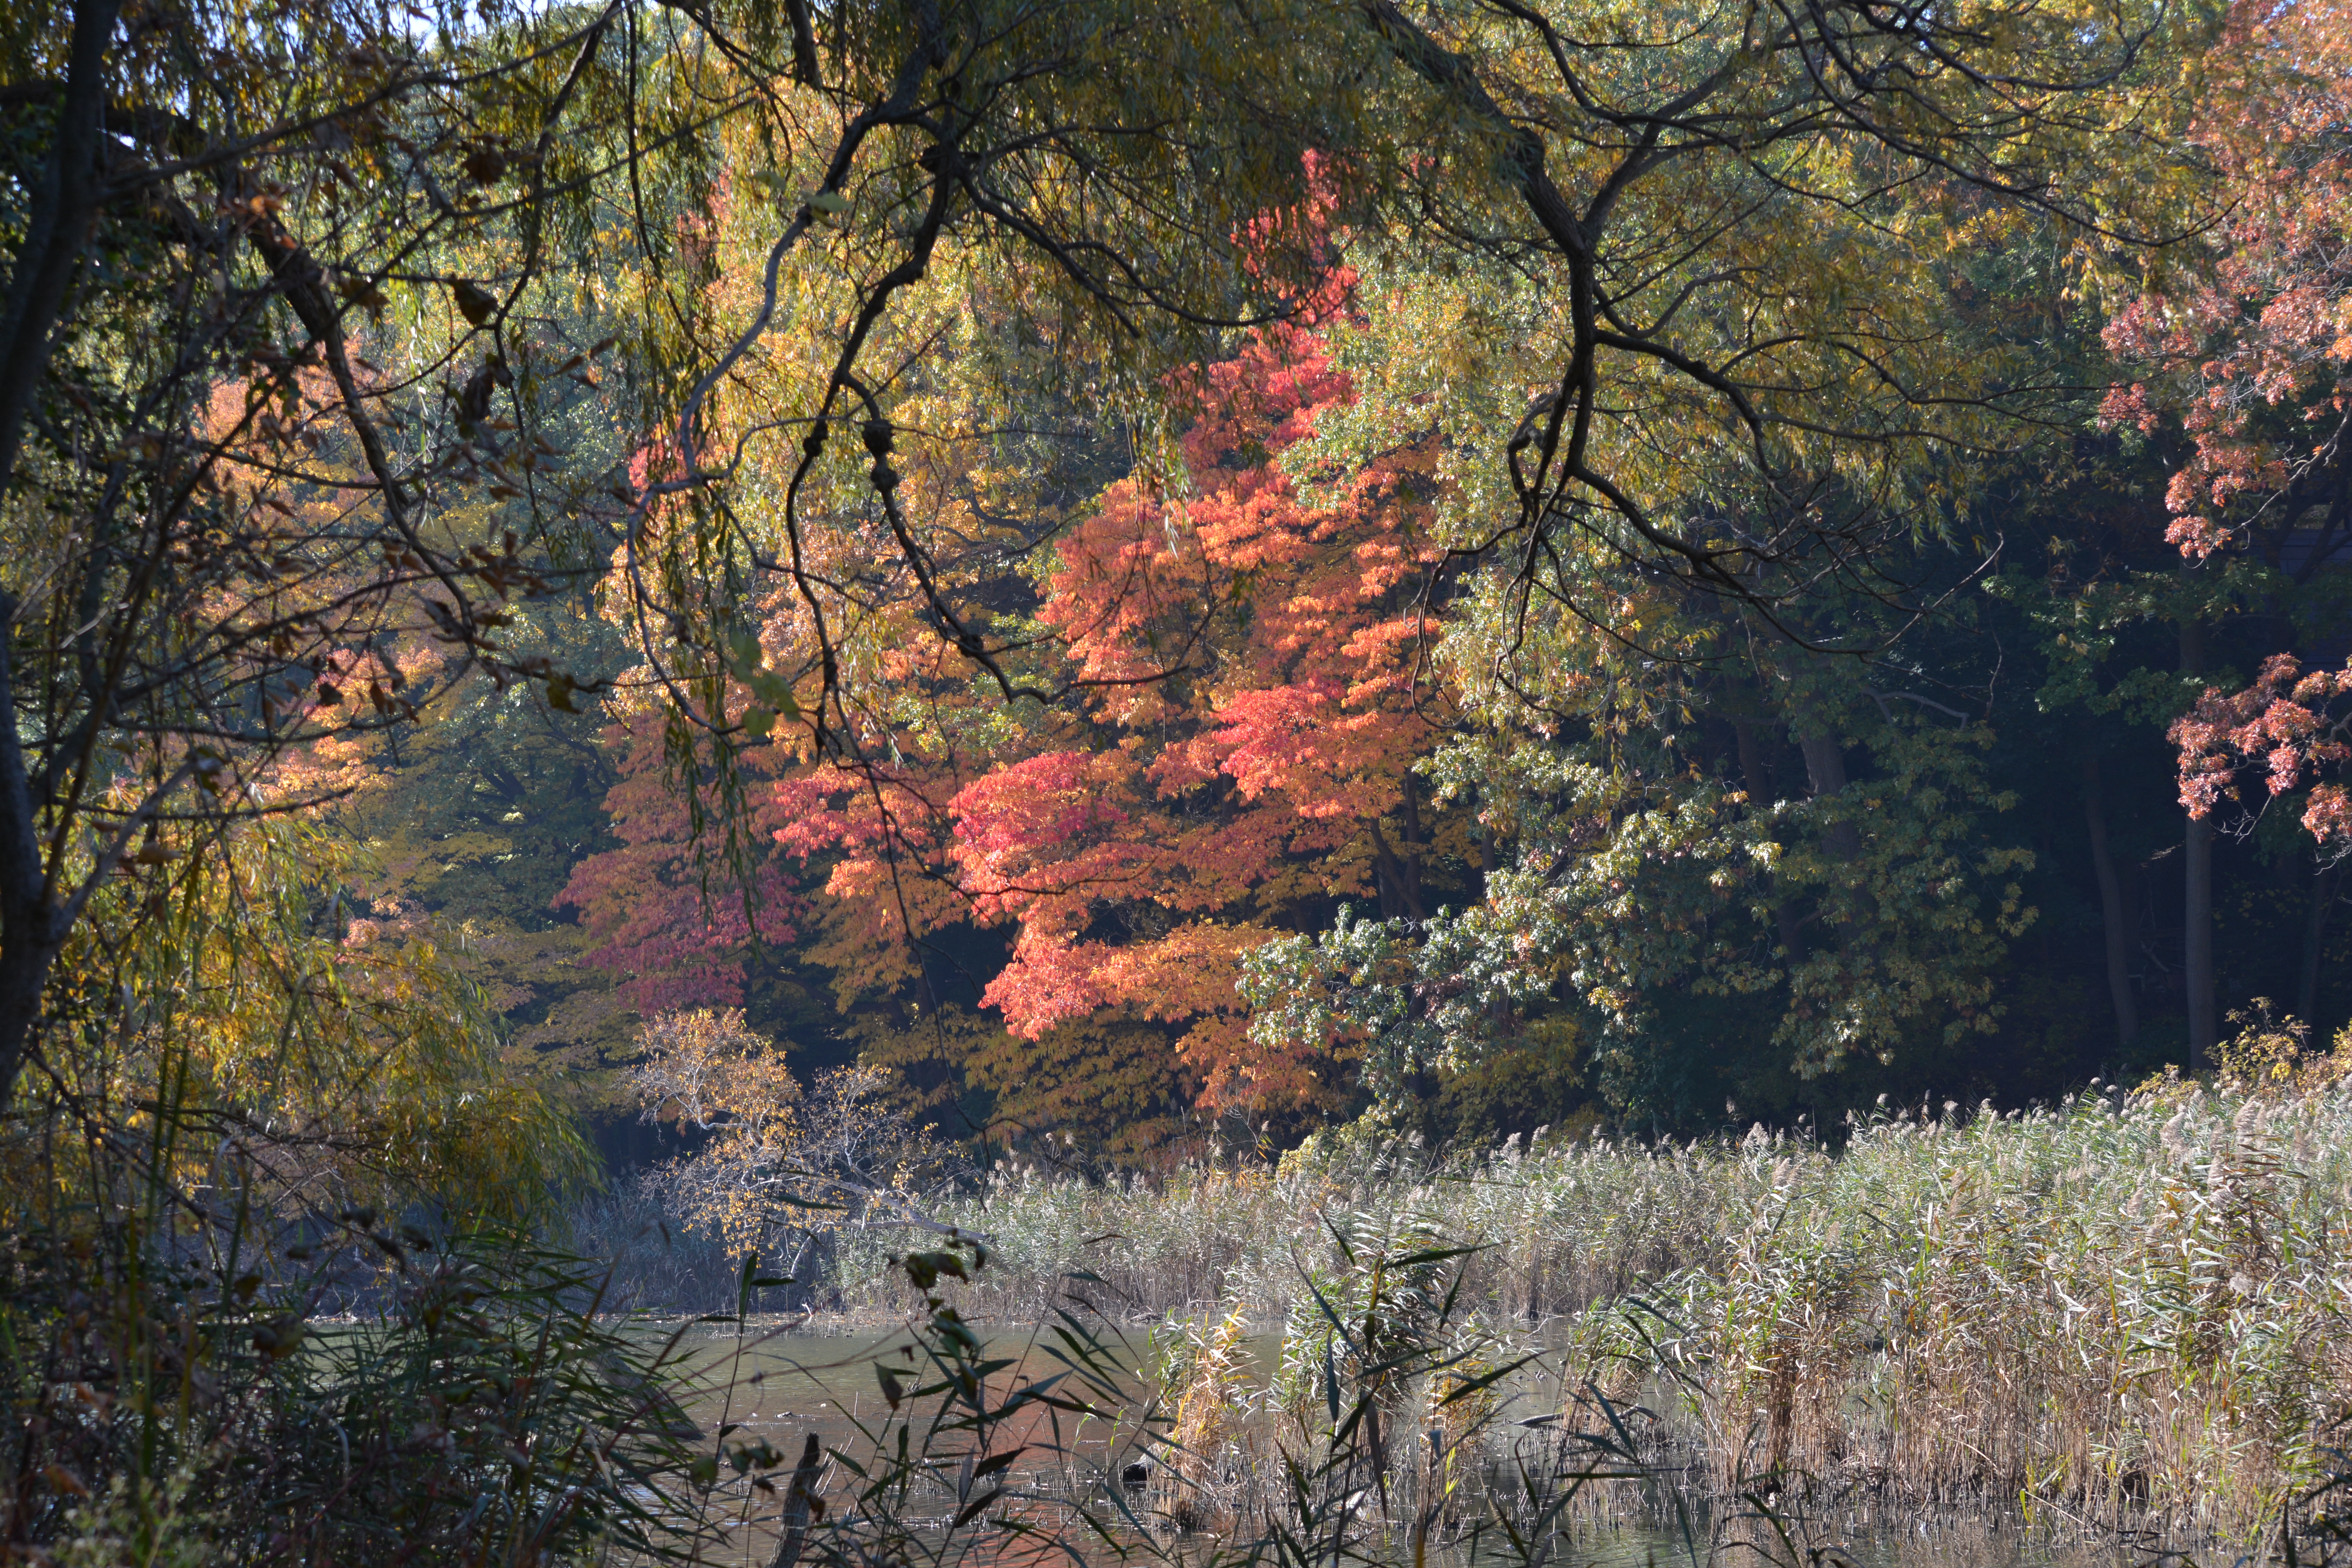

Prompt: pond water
xmin=647 ymin=1320 xmax=2155 ymax=1568
xmin=1569 ymin=1513 xmax=2141 ymax=1568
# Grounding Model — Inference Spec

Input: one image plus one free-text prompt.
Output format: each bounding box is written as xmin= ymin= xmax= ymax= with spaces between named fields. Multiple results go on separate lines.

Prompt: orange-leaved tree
xmin=568 ymin=288 xmax=1463 ymax=1128
xmin=2174 ymin=654 xmax=2352 ymax=852
xmin=2106 ymin=0 xmax=2352 ymax=867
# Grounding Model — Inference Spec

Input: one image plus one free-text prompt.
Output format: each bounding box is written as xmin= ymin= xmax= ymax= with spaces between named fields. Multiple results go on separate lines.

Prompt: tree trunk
xmin=2181 ymin=617 xmax=2217 ymax=1064
xmin=1795 ymin=726 xmax=1862 ymax=861
xmin=0 ymin=595 xmax=61 ymax=1108
xmin=1794 ymin=715 xmax=1866 ymax=957
xmin=1735 ymin=719 xmax=1806 ymax=964
xmin=2298 ymin=857 xmax=2339 ymax=1032
xmin=1399 ymin=770 xmax=1423 ymax=918
xmin=0 ymin=0 xmax=123 ymax=492
xmin=2185 ymin=815 xmax=2216 ymax=1061
xmin=1368 ymin=816 xmax=1424 ymax=923
xmin=2080 ymin=746 xmax=2138 ymax=1050
xmin=0 ymin=0 xmax=120 ymax=1107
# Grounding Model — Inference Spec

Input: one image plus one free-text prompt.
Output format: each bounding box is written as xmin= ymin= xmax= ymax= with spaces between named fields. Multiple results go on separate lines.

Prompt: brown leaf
xmin=337 ymin=274 xmax=391 ymax=315
xmin=451 ymin=279 xmax=497 ymax=327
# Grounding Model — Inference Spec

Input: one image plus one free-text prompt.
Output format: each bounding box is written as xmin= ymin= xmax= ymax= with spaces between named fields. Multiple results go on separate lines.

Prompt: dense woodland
xmin=37 ymin=0 xmax=2328 ymax=1161
xmin=10 ymin=0 xmax=2352 ymax=1555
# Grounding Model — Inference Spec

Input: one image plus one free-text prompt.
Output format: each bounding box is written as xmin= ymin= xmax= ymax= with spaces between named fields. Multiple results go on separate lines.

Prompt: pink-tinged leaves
xmin=2172 ymin=653 xmax=2352 ymax=845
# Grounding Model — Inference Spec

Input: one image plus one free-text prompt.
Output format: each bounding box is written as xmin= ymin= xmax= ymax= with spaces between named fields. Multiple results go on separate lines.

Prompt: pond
xmin=644 ymin=1319 xmax=2157 ymax=1568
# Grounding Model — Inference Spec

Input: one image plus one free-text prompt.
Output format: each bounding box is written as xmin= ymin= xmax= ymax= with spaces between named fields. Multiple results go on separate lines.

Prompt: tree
xmin=2175 ymin=654 xmax=2352 ymax=855
xmin=586 ymin=0 xmax=2206 ymax=855
xmin=559 ymin=0 xmax=2211 ymax=1131
xmin=1244 ymin=603 xmax=2041 ymax=1124
xmin=555 ymin=702 xmax=805 ymax=1014
xmin=2100 ymin=0 xmax=2352 ymax=1049
xmin=2102 ymin=0 xmax=2352 ymax=573
xmin=628 ymin=1007 xmax=958 ymax=1290
xmin=0 ymin=0 xmax=721 ymax=1106
xmin=570 ymin=286 xmax=1461 ymax=1122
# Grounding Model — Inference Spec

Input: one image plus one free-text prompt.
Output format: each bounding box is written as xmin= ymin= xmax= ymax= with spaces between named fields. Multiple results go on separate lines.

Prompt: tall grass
xmin=1577 ymin=1083 xmax=2352 ymax=1539
xmin=765 ymin=1083 xmax=2352 ymax=1543
xmin=822 ymin=1127 xmax=1744 ymax=1325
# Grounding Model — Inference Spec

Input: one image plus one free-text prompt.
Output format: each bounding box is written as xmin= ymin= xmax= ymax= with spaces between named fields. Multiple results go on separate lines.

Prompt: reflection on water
xmin=1546 ymin=1507 xmax=2141 ymax=1568
xmin=634 ymin=1321 xmax=2158 ymax=1568
xmin=641 ymin=1317 xmax=1163 ymax=1566
xmin=669 ymin=1318 xmax=1157 ymax=1448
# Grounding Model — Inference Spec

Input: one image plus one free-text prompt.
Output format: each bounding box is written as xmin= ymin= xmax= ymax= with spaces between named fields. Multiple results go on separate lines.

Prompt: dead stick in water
xmin=770 ymin=1432 xmax=825 ymax=1568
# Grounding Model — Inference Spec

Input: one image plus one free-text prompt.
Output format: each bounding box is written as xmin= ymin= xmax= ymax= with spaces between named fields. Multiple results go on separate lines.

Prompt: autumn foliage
xmin=2102 ymin=0 xmax=2352 ymax=563
xmin=2099 ymin=0 xmax=2352 ymax=860
xmin=2173 ymin=654 xmax=2352 ymax=848
xmin=569 ymin=279 xmax=1448 ymax=1116
xmin=555 ymin=710 xmax=803 ymax=1012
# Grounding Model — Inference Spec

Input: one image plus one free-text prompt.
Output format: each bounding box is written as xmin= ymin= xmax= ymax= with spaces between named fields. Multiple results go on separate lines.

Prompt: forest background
xmin=261 ymin=0 xmax=2352 ymax=1169
xmin=11 ymin=0 xmax=2352 ymax=1234
xmin=4 ymin=0 xmax=2344 ymax=1181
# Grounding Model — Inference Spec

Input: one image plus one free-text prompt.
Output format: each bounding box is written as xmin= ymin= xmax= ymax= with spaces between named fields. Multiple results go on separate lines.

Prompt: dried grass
xmin=593 ymin=1078 xmax=2352 ymax=1544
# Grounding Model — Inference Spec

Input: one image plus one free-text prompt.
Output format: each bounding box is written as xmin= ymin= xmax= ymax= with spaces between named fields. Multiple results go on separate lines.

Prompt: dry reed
xmin=594 ymin=1080 xmax=2352 ymax=1545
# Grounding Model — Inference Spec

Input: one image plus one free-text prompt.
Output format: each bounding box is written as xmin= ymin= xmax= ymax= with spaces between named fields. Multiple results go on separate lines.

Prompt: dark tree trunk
xmin=1788 ymin=719 xmax=1863 ymax=964
xmin=2185 ymin=814 xmax=2216 ymax=1061
xmin=2081 ymin=746 xmax=2138 ymax=1050
xmin=1735 ymin=719 xmax=1806 ymax=964
xmin=2298 ymin=857 xmax=2339 ymax=1031
xmin=0 ymin=0 xmax=122 ymax=1107
xmin=0 ymin=0 xmax=122 ymax=491
xmin=1795 ymin=726 xmax=1862 ymax=862
xmin=1399 ymin=770 xmax=1423 ymax=918
xmin=2180 ymin=616 xmax=2217 ymax=1064
xmin=0 ymin=597 xmax=62 ymax=1107
xmin=1368 ymin=815 xmax=1425 ymax=924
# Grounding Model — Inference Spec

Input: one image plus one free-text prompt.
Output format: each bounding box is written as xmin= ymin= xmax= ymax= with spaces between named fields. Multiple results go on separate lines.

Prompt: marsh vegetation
xmin=565 ymin=1058 xmax=2352 ymax=1554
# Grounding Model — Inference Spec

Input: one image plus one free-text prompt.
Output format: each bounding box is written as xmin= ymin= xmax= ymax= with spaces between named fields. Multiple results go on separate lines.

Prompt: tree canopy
xmin=9 ymin=0 xmax=2352 ymax=1180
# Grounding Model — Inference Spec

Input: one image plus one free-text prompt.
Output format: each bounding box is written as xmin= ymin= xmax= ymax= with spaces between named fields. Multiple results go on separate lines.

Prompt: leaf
xmin=336 ymin=274 xmax=391 ymax=315
xmin=902 ymin=1249 xmax=969 ymax=1289
xmin=746 ymin=670 xmax=800 ymax=720
xmin=451 ymin=280 xmax=497 ymax=327
xmin=971 ymin=1445 xmax=1026 ymax=1478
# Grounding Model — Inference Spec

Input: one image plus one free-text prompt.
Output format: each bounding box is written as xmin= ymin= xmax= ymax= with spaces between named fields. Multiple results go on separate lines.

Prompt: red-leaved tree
xmin=2173 ymin=654 xmax=2352 ymax=853
xmin=569 ymin=279 xmax=1454 ymax=1120
xmin=555 ymin=707 xmax=804 ymax=1012
xmin=2106 ymin=0 xmax=2352 ymax=864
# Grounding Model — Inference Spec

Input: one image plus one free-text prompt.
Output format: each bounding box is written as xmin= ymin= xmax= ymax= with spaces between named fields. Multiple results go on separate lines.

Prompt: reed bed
xmin=824 ymin=1126 xmax=1746 ymax=1324
xmin=1568 ymin=1082 xmax=2352 ymax=1540
xmin=593 ymin=1080 xmax=2352 ymax=1544
xmin=809 ymin=1084 xmax=2352 ymax=1543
